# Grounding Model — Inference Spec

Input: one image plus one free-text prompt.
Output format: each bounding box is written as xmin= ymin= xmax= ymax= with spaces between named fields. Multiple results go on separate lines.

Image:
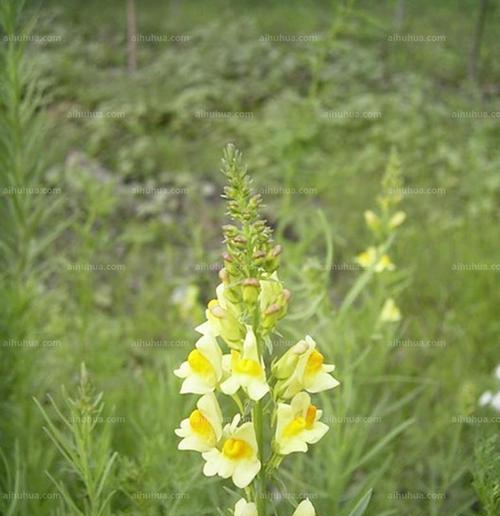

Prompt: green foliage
xmin=472 ymin=434 xmax=500 ymax=516
xmin=0 ymin=0 xmax=498 ymax=514
xmin=35 ymin=364 xmax=118 ymax=516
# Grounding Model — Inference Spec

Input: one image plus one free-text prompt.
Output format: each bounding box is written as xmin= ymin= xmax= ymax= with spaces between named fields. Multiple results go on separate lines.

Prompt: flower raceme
xmin=174 ymin=145 xmax=339 ymax=515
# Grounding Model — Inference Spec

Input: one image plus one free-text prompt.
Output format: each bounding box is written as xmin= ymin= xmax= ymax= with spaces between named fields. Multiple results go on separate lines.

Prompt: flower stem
xmin=253 ymin=399 xmax=266 ymax=515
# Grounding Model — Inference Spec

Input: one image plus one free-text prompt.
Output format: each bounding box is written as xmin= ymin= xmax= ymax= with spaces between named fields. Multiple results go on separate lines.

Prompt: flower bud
xmin=242 ymin=278 xmax=260 ymax=305
xmin=265 ymin=245 xmax=282 ymax=272
xmin=206 ymin=299 xmax=245 ymax=349
xmin=253 ymin=249 xmax=266 ymax=266
xmin=262 ymin=303 xmax=281 ymax=331
xmin=364 ymin=210 xmax=381 ymax=232
xmin=272 ymin=339 xmax=310 ymax=379
xmin=232 ymin=235 xmax=247 ymax=248
xmin=223 ymin=252 xmax=238 ymax=277
xmin=218 ymin=267 xmax=230 ymax=284
xmin=389 ymin=211 xmax=406 ymax=229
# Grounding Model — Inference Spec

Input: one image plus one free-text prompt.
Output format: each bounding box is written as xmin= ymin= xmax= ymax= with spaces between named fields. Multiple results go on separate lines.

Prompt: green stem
xmin=253 ymin=400 xmax=266 ymax=515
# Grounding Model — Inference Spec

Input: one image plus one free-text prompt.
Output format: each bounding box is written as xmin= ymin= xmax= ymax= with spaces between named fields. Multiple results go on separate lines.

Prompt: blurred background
xmin=0 ymin=0 xmax=499 ymax=515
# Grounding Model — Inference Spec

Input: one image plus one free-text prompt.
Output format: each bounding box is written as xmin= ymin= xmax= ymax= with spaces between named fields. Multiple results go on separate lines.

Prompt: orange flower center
xmin=232 ymin=351 xmax=261 ymax=377
xmin=305 ymin=350 xmax=324 ymax=375
xmin=284 ymin=404 xmax=317 ymax=437
xmin=188 ymin=349 xmax=214 ymax=376
xmin=189 ymin=409 xmax=215 ymax=441
xmin=222 ymin=438 xmax=251 ymax=459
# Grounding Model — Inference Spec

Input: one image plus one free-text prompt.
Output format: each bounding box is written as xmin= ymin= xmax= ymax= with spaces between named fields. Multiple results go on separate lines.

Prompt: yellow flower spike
xmin=234 ymin=498 xmax=258 ymax=516
xmin=292 ymin=498 xmax=316 ymax=516
xmin=202 ymin=414 xmax=261 ymax=488
xmin=380 ymin=298 xmax=401 ymax=322
xmin=175 ymin=393 xmax=223 ymax=452
xmin=275 ymin=392 xmax=329 ymax=455
xmin=174 ymin=334 xmax=223 ymax=394
xmin=276 ymin=335 xmax=339 ymax=399
xmin=221 ymin=326 xmax=269 ymax=401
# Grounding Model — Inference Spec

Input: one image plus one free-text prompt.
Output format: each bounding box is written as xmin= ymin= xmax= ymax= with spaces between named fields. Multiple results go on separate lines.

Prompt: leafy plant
xmin=34 ymin=364 xmax=118 ymax=516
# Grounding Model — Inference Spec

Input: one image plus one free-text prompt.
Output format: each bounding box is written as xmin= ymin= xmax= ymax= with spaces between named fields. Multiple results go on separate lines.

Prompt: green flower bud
xmin=262 ymin=303 xmax=281 ymax=331
xmin=253 ymin=249 xmax=266 ymax=266
xmin=265 ymin=244 xmax=282 ymax=272
xmin=207 ymin=299 xmax=244 ymax=349
xmin=242 ymin=278 xmax=260 ymax=305
xmin=272 ymin=339 xmax=310 ymax=379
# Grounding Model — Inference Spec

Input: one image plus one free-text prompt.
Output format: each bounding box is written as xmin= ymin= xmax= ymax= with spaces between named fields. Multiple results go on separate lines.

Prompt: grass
xmin=1 ymin=0 xmax=499 ymax=514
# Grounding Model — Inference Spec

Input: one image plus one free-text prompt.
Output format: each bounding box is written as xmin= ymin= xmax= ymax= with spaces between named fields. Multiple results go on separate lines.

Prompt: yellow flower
xmin=276 ymin=336 xmax=339 ymax=399
xmin=175 ymin=393 xmax=223 ymax=452
xmin=292 ymin=499 xmax=316 ymax=516
xmin=389 ymin=210 xmax=406 ymax=228
xmin=174 ymin=334 xmax=223 ymax=394
xmin=196 ymin=283 xmax=245 ymax=349
xmin=234 ymin=498 xmax=258 ymax=516
xmin=356 ymin=246 xmax=395 ymax=272
xmin=221 ymin=326 xmax=269 ymax=401
xmin=380 ymin=298 xmax=401 ymax=322
xmin=364 ymin=210 xmax=381 ymax=232
xmin=275 ymin=392 xmax=329 ymax=455
xmin=202 ymin=414 xmax=261 ymax=488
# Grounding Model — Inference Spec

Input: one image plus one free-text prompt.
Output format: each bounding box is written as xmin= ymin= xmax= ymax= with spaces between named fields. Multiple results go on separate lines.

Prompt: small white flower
xmin=175 ymin=393 xmax=223 ymax=452
xmin=174 ymin=334 xmax=223 ymax=394
xmin=202 ymin=414 xmax=261 ymax=488
xmin=495 ymin=364 xmax=500 ymax=380
xmin=220 ymin=326 xmax=269 ymax=401
xmin=234 ymin=497 xmax=258 ymax=516
xmin=275 ymin=392 xmax=329 ymax=455
xmin=479 ymin=391 xmax=493 ymax=407
xmin=292 ymin=498 xmax=316 ymax=516
xmin=491 ymin=392 xmax=500 ymax=412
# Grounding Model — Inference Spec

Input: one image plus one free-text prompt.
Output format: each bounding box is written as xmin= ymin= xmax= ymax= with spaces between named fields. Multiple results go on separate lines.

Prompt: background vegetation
xmin=1 ymin=0 xmax=499 ymax=514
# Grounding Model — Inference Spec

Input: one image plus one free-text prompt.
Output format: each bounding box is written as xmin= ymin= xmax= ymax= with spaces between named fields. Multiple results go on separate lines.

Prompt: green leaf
xmin=348 ymin=488 xmax=373 ymax=516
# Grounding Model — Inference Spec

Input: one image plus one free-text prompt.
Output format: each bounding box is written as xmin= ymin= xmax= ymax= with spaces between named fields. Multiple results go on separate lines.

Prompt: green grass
xmin=1 ymin=0 xmax=499 ymax=514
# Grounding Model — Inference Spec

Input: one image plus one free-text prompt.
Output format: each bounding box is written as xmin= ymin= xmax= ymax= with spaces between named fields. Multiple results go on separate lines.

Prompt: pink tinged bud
xmin=253 ymin=250 xmax=266 ymax=263
xmin=264 ymin=303 xmax=281 ymax=316
xmin=292 ymin=340 xmax=309 ymax=355
xmin=209 ymin=304 xmax=226 ymax=319
xmin=271 ymin=244 xmax=283 ymax=257
xmin=219 ymin=268 xmax=230 ymax=283
xmin=242 ymin=278 xmax=260 ymax=305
